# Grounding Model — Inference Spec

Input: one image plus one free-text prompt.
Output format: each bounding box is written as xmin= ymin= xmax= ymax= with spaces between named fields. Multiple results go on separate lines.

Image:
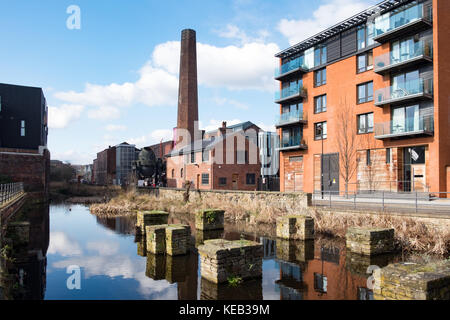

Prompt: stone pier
xmin=145 ymin=253 xmax=188 ymax=283
xmin=145 ymin=253 xmax=166 ymax=280
xmin=276 ymin=215 xmax=314 ymax=240
xmin=195 ymin=229 xmax=224 ymax=248
xmin=136 ymin=210 xmax=169 ymax=236
xmin=346 ymin=227 xmax=394 ymax=256
xmin=373 ymin=260 xmax=450 ymax=300
xmin=137 ymin=237 xmax=147 ymax=257
xmin=276 ymin=239 xmax=314 ymax=264
xmin=145 ymin=224 xmax=190 ymax=256
xmin=198 ymin=239 xmax=263 ymax=284
xmin=195 ymin=209 xmax=225 ymax=230
xmin=345 ymin=252 xmax=393 ymax=276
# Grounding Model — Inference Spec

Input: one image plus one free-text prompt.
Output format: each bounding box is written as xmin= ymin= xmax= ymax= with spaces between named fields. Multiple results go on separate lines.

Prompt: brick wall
xmin=0 ymin=148 xmax=50 ymax=194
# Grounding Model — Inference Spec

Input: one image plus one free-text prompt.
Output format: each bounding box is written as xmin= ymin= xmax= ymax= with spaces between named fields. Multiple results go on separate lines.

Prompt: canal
xmin=1 ymin=203 xmax=430 ymax=300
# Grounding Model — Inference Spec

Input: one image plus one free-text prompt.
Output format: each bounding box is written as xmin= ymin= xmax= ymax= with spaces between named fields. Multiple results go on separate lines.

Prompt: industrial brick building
xmin=275 ymin=0 xmax=449 ymax=195
xmin=94 ymin=146 xmax=116 ymax=186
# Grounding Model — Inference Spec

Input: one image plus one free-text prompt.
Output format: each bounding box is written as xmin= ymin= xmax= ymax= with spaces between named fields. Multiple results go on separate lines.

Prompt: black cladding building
xmin=0 ymin=83 xmax=48 ymax=150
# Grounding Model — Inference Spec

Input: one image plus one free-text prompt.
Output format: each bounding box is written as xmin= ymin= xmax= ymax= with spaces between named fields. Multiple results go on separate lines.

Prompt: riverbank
xmin=49 ymin=182 xmax=120 ymax=203
xmin=90 ymin=190 xmax=450 ymax=256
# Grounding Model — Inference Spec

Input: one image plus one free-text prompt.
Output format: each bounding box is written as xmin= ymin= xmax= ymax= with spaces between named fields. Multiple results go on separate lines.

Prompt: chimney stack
xmin=175 ymin=29 xmax=199 ymax=148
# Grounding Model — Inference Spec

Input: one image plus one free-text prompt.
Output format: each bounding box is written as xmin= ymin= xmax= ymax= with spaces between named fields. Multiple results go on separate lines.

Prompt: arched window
xmin=180 ymin=168 xmax=183 ymax=178
xmin=171 ymin=169 xmax=175 ymax=178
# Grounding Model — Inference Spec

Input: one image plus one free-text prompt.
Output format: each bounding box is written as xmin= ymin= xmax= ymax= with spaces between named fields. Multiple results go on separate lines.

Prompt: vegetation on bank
xmin=50 ymin=182 xmax=120 ymax=202
xmin=90 ymin=190 xmax=450 ymax=256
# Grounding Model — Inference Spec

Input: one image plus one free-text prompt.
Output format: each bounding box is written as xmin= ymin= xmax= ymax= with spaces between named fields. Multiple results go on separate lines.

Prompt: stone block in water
xmin=198 ymin=239 xmax=263 ymax=284
xmin=136 ymin=210 xmax=169 ymax=235
xmin=137 ymin=238 xmax=147 ymax=257
xmin=373 ymin=260 xmax=450 ymax=300
xmin=195 ymin=229 xmax=224 ymax=248
xmin=195 ymin=209 xmax=225 ymax=230
xmin=346 ymin=227 xmax=394 ymax=256
xmin=165 ymin=225 xmax=189 ymax=256
xmin=146 ymin=225 xmax=168 ymax=254
xmin=165 ymin=255 xmax=187 ymax=283
xmin=276 ymin=239 xmax=314 ymax=263
xmin=345 ymin=252 xmax=393 ymax=276
xmin=145 ymin=253 xmax=166 ymax=280
xmin=200 ymin=277 xmax=263 ymax=300
xmin=276 ymin=215 xmax=314 ymax=240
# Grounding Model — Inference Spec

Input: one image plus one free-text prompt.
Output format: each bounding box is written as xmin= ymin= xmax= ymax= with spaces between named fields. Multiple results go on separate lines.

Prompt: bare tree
xmin=359 ymin=133 xmax=382 ymax=193
xmin=335 ymin=99 xmax=358 ymax=197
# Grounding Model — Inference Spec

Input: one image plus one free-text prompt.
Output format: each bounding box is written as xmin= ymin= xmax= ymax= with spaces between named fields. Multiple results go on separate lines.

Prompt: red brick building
xmin=166 ymin=121 xmax=261 ymax=190
xmin=94 ymin=146 xmax=116 ymax=186
xmin=276 ymin=0 xmax=449 ymax=195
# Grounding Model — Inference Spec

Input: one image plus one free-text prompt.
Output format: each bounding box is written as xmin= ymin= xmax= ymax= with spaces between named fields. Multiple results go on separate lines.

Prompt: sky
xmin=0 ymin=0 xmax=379 ymax=164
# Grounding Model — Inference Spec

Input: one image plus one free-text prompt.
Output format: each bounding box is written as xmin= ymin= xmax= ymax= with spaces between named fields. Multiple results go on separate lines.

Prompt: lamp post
xmin=317 ymin=124 xmax=324 ymax=199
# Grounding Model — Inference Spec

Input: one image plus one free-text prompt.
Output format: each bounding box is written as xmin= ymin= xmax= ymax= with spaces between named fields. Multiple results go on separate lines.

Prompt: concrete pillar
xmin=146 ymin=225 xmax=168 ymax=255
xmin=195 ymin=209 xmax=225 ymax=230
xmin=198 ymin=239 xmax=263 ymax=284
xmin=165 ymin=225 xmax=189 ymax=256
xmin=346 ymin=227 xmax=394 ymax=256
xmin=276 ymin=215 xmax=314 ymax=240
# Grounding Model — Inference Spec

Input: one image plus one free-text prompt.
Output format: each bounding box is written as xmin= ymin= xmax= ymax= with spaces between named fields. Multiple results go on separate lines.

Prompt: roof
xmin=168 ymin=121 xmax=261 ymax=157
xmin=275 ymin=0 xmax=414 ymax=59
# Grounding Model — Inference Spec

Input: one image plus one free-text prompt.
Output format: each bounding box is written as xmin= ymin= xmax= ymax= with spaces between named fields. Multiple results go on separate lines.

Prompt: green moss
xmin=227 ymin=275 xmax=243 ymax=287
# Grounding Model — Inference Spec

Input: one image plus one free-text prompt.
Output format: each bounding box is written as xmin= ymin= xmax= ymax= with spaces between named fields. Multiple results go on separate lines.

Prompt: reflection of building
xmin=96 ymin=216 xmax=136 ymax=235
xmin=200 ymin=278 xmax=263 ymax=300
xmin=276 ymin=261 xmax=306 ymax=300
xmin=276 ymin=0 xmax=449 ymax=196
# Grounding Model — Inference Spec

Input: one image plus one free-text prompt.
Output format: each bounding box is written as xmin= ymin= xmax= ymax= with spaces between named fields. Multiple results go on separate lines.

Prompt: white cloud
xmin=47 ymin=232 xmax=83 ymax=256
xmin=216 ymin=24 xmax=270 ymax=45
xmin=153 ymin=41 xmax=279 ymax=91
xmin=51 ymin=149 xmax=95 ymax=165
xmin=127 ymin=129 xmax=174 ymax=148
xmin=86 ymin=241 xmax=120 ymax=256
xmin=278 ymin=0 xmax=373 ymax=46
xmin=105 ymin=124 xmax=127 ymax=132
xmin=213 ymin=97 xmax=249 ymax=110
xmin=48 ymin=104 xmax=84 ymax=129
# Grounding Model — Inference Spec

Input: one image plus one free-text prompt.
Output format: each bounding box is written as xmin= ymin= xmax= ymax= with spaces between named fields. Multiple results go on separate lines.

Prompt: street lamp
xmin=317 ymin=124 xmax=324 ymax=199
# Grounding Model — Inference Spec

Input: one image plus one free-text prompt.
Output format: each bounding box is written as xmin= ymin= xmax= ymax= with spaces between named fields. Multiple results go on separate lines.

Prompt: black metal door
xmin=322 ymin=153 xmax=339 ymax=194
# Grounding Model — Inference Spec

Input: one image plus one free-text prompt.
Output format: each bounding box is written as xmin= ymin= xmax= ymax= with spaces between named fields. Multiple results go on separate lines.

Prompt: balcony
xmin=374 ymin=77 xmax=433 ymax=107
xmin=374 ymin=115 xmax=434 ymax=140
xmin=374 ymin=39 xmax=433 ymax=75
xmin=275 ymin=83 xmax=307 ymax=104
xmin=373 ymin=1 xmax=432 ymax=43
xmin=276 ymin=110 xmax=307 ymax=128
xmin=277 ymin=135 xmax=307 ymax=151
xmin=275 ymin=56 xmax=309 ymax=81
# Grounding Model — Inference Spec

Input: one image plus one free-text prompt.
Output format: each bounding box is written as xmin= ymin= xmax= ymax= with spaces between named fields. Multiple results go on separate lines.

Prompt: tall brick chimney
xmin=175 ymin=29 xmax=199 ymax=148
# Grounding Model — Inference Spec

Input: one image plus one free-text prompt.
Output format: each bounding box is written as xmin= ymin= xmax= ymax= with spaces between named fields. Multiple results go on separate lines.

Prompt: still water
xmin=2 ymin=204 xmax=419 ymax=300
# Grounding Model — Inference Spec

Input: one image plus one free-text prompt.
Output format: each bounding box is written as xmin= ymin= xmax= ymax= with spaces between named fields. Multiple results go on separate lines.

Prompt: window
xmin=314 ymin=68 xmax=326 ymax=87
xmin=282 ymin=103 xmax=303 ymax=114
xmin=405 ymin=146 xmax=425 ymax=165
xmin=392 ymin=104 xmax=420 ymax=134
xmin=218 ymin=177 xmax=227 ymax=186
xmin=357 ymin=24 xmax=374 ymax=50
xmin=357 ymin=82 xmax=373 ymax=103
xmin=314 ymin=122 xmax=327 ymax=140
xmin=289 ymin=156 xmax=303 ymax=162
xmin=237 ymin=150 xmax=247 ymax=164
xmin=314 ymin=273 xmax=328 ymax=293
xmin=20 ymin=120 xmax=26 ymax=137
xmin=357 ymin=113 xmax=374 ymax=134
xmin=201 ymin=173 xmax=209 ymax=185
xmin=386 ymin=148 xmax=391 ymax=164
xmin=281 ymin=127 xmax=302 ymax=147
xmin=246 ymin=173 xmax=256 ymax=185
xmin=190 ymin=152 xmax=195 ymax=163
xmin=366 ymin=150 xmax=371 ymax=166
xmin=314 ymin=95 xmax=327 ymax=113
xmin=171 ymin=169 xmax=174 ymax=178
xmin=202 ymin=150 xmax=209 ymax=162
xmin=180 ymin=168 xmax=183 ymax=178
xmin=357 ymin=51 xmax=373 ymax=73
xmin=314 ymin=45 xmax=327 ymax=67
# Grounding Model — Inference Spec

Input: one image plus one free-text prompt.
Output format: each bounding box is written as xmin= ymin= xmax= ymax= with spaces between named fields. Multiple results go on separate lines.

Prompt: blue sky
xmin=0 ymin=0 xmax=378 ymax=164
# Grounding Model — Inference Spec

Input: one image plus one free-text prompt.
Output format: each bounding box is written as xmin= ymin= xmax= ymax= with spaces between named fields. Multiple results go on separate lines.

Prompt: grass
xmin=90 ymin=190 xmax=450 ymax=256
xmin=227 ymin=275 xmax=243 ymax=287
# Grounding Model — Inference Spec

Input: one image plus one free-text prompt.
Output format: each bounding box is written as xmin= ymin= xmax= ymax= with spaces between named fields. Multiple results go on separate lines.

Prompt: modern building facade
xmin=115 ymin=142 xmax=138 ymax=186
xmin=0 ymin=83 xmax=48 ymax=150
xmin=259 ymin=131 xmax=280 ymax=191
xmin=276 ymin=0 xmax=449 ymax=195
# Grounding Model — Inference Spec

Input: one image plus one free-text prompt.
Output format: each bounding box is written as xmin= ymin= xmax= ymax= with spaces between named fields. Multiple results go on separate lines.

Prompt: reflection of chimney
xmin=175 ymin=29 xmax=199 ymax=148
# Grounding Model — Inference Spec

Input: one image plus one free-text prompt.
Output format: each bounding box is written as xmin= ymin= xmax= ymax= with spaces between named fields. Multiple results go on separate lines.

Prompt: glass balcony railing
xmin=374 ymin=115 xmax=434 ymax=138
xmin=275 ymin=83 xmax=307 ymax=102
xmin=276 ymin=110 xmax=306 ymax=127
xmin=275 ymin=56 xmax=309 ymax=78
xmin=374 ymin=1 xmax=432 ymax=40
xmin=279 ymin=135 xmax=306 ymax=150
xmin=374 ymin=39 xmax=433 ymax=72
xmin=374 ymin=77 xmax=433 ymax=106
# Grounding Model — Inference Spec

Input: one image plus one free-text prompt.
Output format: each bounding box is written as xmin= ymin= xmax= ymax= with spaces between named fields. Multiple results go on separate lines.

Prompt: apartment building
xmin=275 ymin=0 xmax=449 ymax=195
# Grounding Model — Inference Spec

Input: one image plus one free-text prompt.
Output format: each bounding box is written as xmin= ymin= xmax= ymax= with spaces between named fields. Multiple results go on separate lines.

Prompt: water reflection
xmin=1 ymin=204 xmax=429 ymax=300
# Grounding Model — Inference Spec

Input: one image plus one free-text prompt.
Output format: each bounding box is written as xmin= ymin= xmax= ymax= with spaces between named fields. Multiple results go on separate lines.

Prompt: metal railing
xmin=374 ymin=115 xmax=434 ymax=138
xmin=0 ymin=182 xmax=24 ymax=206
xmin=275 ymin=56 xmax=309 ymax=78
xmin=347 ymin=180 xmax=430 ymax=193
xmin=278 ymin=135 xmax=306 ymax=149
xmin=276 ymin=109 xmax=306 ymax=127
xmin=312 ymin=190 xmax=450 ymax=214
xmin=374 ymin=76 xmax=433 ymax=105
